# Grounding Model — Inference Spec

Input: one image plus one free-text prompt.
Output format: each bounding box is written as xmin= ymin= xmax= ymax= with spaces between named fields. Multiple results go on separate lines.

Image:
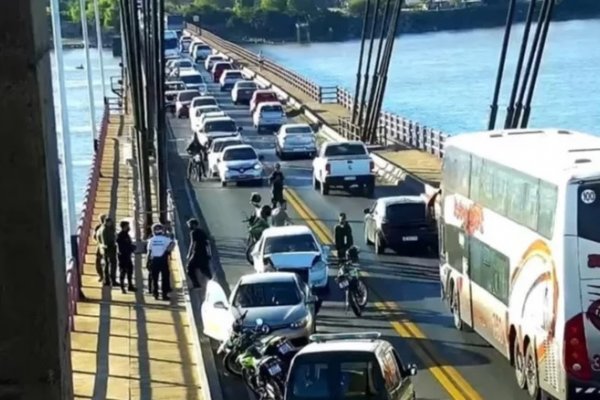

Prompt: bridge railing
xmin=187 ymin=25 xmax=447 ymax=158
xmin=66 ymin=103 xmax=110 ymax=331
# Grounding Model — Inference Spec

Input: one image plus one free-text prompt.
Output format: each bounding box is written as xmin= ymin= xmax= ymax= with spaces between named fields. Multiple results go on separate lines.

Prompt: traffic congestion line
xmin=284 ymin=187 xmax=483 ymax=400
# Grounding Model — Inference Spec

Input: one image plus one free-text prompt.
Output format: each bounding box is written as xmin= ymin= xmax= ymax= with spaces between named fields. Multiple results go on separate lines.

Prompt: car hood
xmin=266 ymin=251 xmax=320 ymax=269
xmin=238 ymin=304 xmax=308 ymax=328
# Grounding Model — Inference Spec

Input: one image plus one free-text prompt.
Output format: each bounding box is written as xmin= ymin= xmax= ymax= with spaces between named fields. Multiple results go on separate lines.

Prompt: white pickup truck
xmin=312 ymin=141 xmax=375 ymax=197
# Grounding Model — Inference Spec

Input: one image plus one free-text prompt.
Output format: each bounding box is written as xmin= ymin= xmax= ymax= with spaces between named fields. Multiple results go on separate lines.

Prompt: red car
xmin=250 ymin=90 xmax=279 ymax=113
xmin=212 ymin=61 xmax=233 ymax=83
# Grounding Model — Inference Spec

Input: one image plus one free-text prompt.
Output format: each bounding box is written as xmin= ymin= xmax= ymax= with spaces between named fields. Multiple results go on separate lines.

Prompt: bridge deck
xmin=195 ymin=31 xmax=442 ymax=188
xmin=70 ymin=113 xmax=204 ymax=400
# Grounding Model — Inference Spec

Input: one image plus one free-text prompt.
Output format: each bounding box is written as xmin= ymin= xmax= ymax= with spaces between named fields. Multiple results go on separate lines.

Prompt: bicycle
xmin=188 ymin=154 xmax=204 ymax=182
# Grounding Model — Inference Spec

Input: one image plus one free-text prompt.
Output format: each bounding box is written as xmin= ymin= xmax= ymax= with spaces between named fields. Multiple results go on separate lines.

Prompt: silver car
xmin=201 ymin=272 xmax=319 ymax=347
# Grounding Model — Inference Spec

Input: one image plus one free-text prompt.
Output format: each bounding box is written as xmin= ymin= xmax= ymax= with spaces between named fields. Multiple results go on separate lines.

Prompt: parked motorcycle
xmin=217 ymin=310 xmax=261 ymax=376
xmin=336 ymin=260 xmax=368 ymax=317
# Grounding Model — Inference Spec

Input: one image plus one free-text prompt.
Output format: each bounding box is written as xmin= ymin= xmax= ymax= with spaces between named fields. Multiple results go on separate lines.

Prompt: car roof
xmin=239 ymin=272 xmax=297 ymax=285
xmin=282 ymin=123 xmax=312 ymax=130
xmin=378 ymin=195 xmax=426 ymax=206
xmin=298 ymin=340 xmax=382 ymax=355
xmin=203 ymin=116 xmax=234 ymax=123
xmin=262 ymin=225 xmax=313 ymax=238
xmin=223 ymin=144 xmax=255 ymax=152
xmin=201 ymin=111 xmax=226 ymax=118
xmin=193 ymin=96 xmax=216 ymax=101
xmin=223 ymin=69 xmax=243 ymax=74
xmin=179 ymin=70 xmax=201 ymax=76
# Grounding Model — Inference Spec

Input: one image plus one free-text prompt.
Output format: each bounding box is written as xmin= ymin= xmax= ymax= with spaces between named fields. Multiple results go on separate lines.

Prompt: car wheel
xmin=514 ymin=339 xmax=527 ymax=390
xmin=450 ymin=284 xmax=463 ymax=331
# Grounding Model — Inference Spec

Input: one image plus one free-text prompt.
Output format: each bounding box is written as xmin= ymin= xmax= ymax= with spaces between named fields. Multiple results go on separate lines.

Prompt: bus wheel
xmin=525 ymin=341 xmax=540 ymax=399
xmin=451 ymin=286 xmax=463 ymax=331
xmin=513 ymin=340 xmax=527 ymax=390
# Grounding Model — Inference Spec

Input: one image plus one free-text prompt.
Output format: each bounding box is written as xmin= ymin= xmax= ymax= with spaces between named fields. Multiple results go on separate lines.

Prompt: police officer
xmin=93 ymin=214 xmax=107 ymax=282
xmin=186 ymin=218 xmax=211 ymax=288
xmin=98 ymin=217 xmax=118 ymax=286
xmin=116 ymin=220 xmax=137 ymax=294
xmin=147 ymin=223 xmax=175 ymax=300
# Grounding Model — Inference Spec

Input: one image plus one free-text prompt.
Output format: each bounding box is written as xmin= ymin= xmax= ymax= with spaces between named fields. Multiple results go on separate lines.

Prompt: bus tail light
xmin=325 ymin=163 xmax=331 ymax=174
xmin=564 ymin=313 xmax=592 ymax=381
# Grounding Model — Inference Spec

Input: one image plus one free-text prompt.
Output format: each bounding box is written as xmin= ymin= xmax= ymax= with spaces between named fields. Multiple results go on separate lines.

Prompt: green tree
xmin=67 ymin=0 xmax=119 ymax=29
xmin=260 ymin=0 xmax=287 ymax=11
xmin=287 ymin=0 xmax=317 ymax=14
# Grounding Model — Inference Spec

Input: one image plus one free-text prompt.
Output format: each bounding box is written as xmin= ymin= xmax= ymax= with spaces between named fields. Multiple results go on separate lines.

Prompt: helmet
xmin=250 ymin=192 xmax=262 ymax=205
xmin=260 ymin=205 xmax=272 ymax=219
xmin=345 ymin=245 xmax=360 ymax=263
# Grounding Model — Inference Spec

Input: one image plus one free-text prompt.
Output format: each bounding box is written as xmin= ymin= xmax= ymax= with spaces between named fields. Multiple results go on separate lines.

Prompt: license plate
xmin=402 ymin=236 xmax=418 ymax=241
xmin=278 ymin=343 xmax=291 ymax=354
xmin=338 ymin=279 xmax=349 ymax=289
xmin=268 ymin=364 xmax=282 ymax=376
xmin=344 ymin=177 xmax=356 ymax=181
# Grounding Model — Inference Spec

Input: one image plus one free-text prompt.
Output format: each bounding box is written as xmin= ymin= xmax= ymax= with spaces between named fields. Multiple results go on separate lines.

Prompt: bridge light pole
xmin=351 ymin=0 xmax=371 ymax=124
xmin=79 ymin=0 xmax=98 ymax=148
xmin=93 ymin=0 xmax=107 ymax=100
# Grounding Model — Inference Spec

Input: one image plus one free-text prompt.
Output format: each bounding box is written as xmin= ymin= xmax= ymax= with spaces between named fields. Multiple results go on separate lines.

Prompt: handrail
xmin=66 ymin=103 xmax=110 ymax=331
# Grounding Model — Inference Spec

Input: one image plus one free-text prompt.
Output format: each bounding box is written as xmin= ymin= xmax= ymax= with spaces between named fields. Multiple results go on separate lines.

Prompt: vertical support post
xmin=79 ymin=0 xmax=98 ymax=146
xmin=357 ymin=0 xmax=382 ymax=132
xmin=351 ymin=0 xmax=372 ymax=124
xmin=156 ymin=0 xmax=168 ymax=224
xmin=93 ymin=0 xmax=107 ymax=100
xmin=487 ymin=0 xmax=516 ymax=131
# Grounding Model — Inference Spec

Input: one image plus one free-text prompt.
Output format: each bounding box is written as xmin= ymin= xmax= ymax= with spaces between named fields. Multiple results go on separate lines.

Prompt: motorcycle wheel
xmin=356 ymin=279 xmax=368 ymax=308
xmin=242 ymin=369 xmax=262 ymax=396
xmin=348 ymin=288 xmax=362 ymax=317
xmin=223 ymin=352 xmax=242 ymax=377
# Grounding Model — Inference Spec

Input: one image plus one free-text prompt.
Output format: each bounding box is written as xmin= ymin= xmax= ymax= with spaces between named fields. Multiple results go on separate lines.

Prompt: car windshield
xmin=197 ymin=45 xmax=211 ymax=51
xmin=192 ymin=98 xmax=215 ymax=107
xmin=257 ymin=93 xmax=277 ymax=101
xmin=233 ymin=281 xmax=301 ymax=308
xmin=287 ymin=354 xmax=384 ymax=400
xmin=213 ymin=140 xmax=242 ymax=153
xmin=165 ymin=38 xmax=178 ymax=49
xmin=237 ymin=82 xmax=257 ymax=90
xmin=196 ymin=106 xmax=219 ymax=116
xmin=180 ymin=74 xmax=203 ymax=85
xmin=286 ymin=126 xmax=312 ymax=134
xmin=261 ymin=105 xmax=283 ymax=113
xmin=223 ymin=147 xmax=257 ymax=161
xmin=205 ymin=120 xmax=236 ymax=133
xmin=324 ymin=143 xmax=367 ymax=157
xmin=178 ymin=91 xmax=199 ymax=102
xmin=264 ymin=234 xmax=318 ymax=254
xmin=386 ymin=203 xmax=426 ymax=223
xmin=177 ymin=61 xmax=193 ymax=68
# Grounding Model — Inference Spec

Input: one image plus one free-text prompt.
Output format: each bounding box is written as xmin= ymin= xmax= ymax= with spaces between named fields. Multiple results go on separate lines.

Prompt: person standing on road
xmin=117 ymin=220 xmax=137 ymax=294
xmin=98 ymin=217 xmax=118 ymax=286
xmin=94 ymin=214 xmax=107 ymax=282
xmin=271 ymin=200 xmax=292 ymax=227
xmin=334 ymin=212 xmax=353 ymax=261
xmin=147 ymin=223 xmax=175 ymax=301
xmin=270 ymin=163 xmax=285 ymax=208
xmin=186 ymin=218 xmax=212 ymax=288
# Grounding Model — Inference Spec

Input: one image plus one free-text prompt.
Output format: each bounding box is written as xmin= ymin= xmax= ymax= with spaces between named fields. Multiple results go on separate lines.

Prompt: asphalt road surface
xmin=165 ymin=62 xmax=530 ymax=400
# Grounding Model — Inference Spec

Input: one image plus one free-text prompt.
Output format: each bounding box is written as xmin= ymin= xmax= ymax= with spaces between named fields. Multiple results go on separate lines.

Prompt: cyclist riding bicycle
xmin=186 ymin=136 xmax=206 ymax=180
xmin=249 ymin=205 xmax=271 ymax=241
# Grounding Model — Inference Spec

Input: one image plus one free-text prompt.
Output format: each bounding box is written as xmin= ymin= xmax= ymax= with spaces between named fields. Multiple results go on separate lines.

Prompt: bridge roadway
xmin=166 ymin=65 xmax=529 ymax=400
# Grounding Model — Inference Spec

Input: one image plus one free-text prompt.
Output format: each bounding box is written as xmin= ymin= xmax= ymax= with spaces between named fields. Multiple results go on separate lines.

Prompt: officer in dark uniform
xmin=116 ymin=220 xmax=137 ymax=294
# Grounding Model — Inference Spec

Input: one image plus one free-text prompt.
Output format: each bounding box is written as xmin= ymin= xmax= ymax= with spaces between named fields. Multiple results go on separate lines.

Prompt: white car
xmin=191 ymin=42 xmax=212 ymax=63
xmin=167 ymin=59 xmax=194 ymax=77
xmin=205 ymin=54 xmax=226 ymax=71
xmin=250 ymin=225 xmax=330 ymax=292
xmin=198 ymin=111 xmax=227 ymax=128
xmin=196 ymin=116 xmax=242 ymax=147
xmin=219 ymin=70 xmax=245 ymax=91
xmin=189 ymin=96 xmax=218 ymax=123
xmin=175 ymin=89 xmax=201 ymax=118
xmin=252 ymin=101 xmax=287 ymax=134
xmin=231 ymin=80 xmax=258 ymax=105
xmin=275 ymin=123 xmax=317 ymax=159
xmin=207 ymin=137 xmax=244 ymax=177
xmin=217 ymin=144 xmax=264 ymax=186
xmin=177 ymin=70 xmax=207 ymax=94
xmin=190 ymin=105 xmax=221 ymax=132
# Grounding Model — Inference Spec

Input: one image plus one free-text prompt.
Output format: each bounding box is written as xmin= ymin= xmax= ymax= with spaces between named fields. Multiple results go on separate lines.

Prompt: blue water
xmin=248 ymin=19 xmax=600 ymax=135
xmin=51 ymin=20 xmax=599 ymax=239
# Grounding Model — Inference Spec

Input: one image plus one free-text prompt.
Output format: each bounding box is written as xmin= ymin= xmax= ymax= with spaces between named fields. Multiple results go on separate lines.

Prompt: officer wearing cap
xmin=147 ymin=223 xmax=175 ymax=300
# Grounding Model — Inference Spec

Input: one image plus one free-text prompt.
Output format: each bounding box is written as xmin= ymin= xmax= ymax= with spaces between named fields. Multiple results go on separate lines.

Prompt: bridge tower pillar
xmin=0 ymin=1 xmax=73 ymax=399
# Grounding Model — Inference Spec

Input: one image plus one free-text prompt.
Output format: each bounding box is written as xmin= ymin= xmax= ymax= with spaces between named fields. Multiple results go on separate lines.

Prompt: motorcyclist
xmin=249 ymin=205 xmax=271 ymax=241
xmin=186 ymin=136 xmax=206 ymax=179
xmin=345 ymin=245 xmax=360 ymax=265
xmin=269 ymin=163 xmax=285 ymax=208
xmin=249 ymin=192 xmax=262 ymax=223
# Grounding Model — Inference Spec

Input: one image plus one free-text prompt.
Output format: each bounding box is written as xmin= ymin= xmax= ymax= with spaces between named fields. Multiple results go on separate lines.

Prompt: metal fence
xmin=187 ymin=24 xmax=447 ymax=158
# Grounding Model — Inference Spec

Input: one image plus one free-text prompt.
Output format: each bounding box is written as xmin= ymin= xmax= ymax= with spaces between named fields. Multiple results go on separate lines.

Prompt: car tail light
xmin=564 ymin=313 xmax=592 ymax=380
xmin=325 ymin=163 xmax=331 ymax=174
xmin=370 ymin=160 xmax=375 ymax=171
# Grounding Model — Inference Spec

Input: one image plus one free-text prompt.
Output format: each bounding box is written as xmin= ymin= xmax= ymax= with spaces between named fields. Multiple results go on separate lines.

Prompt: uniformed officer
xmin=147 ymin=223 xmax=175 ymax=300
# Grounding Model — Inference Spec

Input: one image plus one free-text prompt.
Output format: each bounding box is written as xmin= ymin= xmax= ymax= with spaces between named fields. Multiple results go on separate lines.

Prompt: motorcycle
xmin=237 ymin=319 xmax=287 ymax=399
xmin=335 ymin=260 xmax=368 ymax=317
xmin=217 ymin=310 xmax=261 ymax=376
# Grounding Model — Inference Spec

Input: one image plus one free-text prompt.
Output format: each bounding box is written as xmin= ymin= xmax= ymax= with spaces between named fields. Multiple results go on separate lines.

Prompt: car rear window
xmin=226 ymin=71 xmax=243 ymax=79
xmin=196 ymin=106 xmax=219 ymax=116
xmin=213 ymin=140 xmax=242 ymax=152
xmin=237 ymin=82 xmax=257 ymax=89
xmin=197 ymin=45 xmax=211 ymax=51
xmin=233 ymin=281 xmax=301 ymax=308
xmin=323 ymin=143 xmax=367 ymax=157
xmin=178 ymin=91 xmax=199 ymax=101
xmin=261 ymin=105 xmax=284 ymax=113
xmin=257 ymin=93 xmax=277 ymax=101
xmin=180 ymin=74 xmax=203 ymax=85
xmin=215 ymin=63 xmax=232 ymax=70
xmin=264 ymin=234 xmax=318 ymax=254
xmin=177 ymin=61 xmax=192 ymax=68
xmin=386 ymin=203 xmax=426 ymax=223
xmin=223 ymin=147 xmax=257 ymax=161
xmin=195 ymin=98 xmax=217 ymax=107
xmin=205 ymin=120 xmax=236 ymax=133
xmin=286 ymin=126 xmax=312 ymax=134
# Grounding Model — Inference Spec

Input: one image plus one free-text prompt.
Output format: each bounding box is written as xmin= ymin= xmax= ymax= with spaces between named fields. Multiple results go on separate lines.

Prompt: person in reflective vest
xmin=147 ymin=223 xmax=175 ymax=301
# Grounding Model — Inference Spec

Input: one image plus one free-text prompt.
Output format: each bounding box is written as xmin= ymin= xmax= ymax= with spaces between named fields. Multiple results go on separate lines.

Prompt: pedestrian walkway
xmin=70 ymin=112 xmax=204 ymax=400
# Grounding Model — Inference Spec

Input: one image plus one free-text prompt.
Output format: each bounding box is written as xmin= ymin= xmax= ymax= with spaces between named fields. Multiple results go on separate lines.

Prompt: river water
xmin=51 ymin=19 xmax=599 ymax=234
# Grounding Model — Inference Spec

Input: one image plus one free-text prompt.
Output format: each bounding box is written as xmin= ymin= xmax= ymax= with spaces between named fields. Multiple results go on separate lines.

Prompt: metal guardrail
xmin=66 ymin=104 xmax=110 ymax=331
xmin=187 ymin=24 xmax=448 ymax=158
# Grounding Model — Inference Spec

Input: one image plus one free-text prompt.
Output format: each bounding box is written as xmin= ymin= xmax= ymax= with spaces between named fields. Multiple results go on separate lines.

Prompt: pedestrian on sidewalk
xmin=271 ymin=200 xmax=292 ymax=227
xmin=94 ymin=214 xmax=107 ymax=282
xmin=147 ymin=223 xmax=175 ymax=301
xmin=98 ymin=217 xmax=118 ymax=287
xmin=117 ymin=220 xmax=137 ymax=294
xmin=186 ymin=218 xmax=212 ymax=289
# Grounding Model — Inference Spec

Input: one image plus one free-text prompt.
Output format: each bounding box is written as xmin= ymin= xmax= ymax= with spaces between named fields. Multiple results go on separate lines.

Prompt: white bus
xmin=438 ymin=128 xmax=600 ymax=399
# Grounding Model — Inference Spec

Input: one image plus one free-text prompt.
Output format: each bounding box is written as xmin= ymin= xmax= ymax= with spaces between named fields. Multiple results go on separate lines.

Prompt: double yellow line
xmin=284 ymin=187 xmax=482 ymax=400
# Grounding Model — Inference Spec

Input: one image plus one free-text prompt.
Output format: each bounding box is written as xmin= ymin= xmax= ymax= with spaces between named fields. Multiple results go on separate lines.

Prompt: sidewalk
xmin=70 ymin=112 xmax=205 ymax=400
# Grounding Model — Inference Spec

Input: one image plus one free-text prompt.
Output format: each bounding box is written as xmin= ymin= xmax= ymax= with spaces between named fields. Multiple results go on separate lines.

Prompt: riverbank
xmin=191 ymin=1 xmax=600 ymax=43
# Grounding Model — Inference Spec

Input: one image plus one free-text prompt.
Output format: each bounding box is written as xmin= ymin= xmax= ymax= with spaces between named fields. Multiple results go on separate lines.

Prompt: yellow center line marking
xmin=284 ymin=187 xmax=482 ymax=400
